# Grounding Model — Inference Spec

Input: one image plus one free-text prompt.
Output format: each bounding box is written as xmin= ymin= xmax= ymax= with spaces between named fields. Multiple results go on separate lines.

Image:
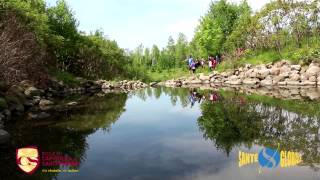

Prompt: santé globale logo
xmin=16 ymin=146 xmax=40 ymax=174
xmin=238 ymin=144 xmax=303 ymax=173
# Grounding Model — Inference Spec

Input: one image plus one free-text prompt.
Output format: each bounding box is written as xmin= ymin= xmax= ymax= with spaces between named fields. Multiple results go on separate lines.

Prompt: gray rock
xmin=102 ymin=83 xmax=112 ymax=89
xmin=277 ymin=81 xmax=287 ymax=86
xmin=287 ymin=81 xmax=301 ymax=86
xmin=0 ymin=129 xmax=10 ymax=144
xmin=306 ymin=66 xmax=320 ymax=76
xmin=280 ymin=65 xmax=291 ymax=74
xmin=260 ymin=79 xmax=273 ymax=86
xmin=291 ymin=65 xmax=301 ymax=71
xmin=257 ymin=69 xmax=270 ymax=79
xmin=289 ymin=74 xmax=300 ymax=81
xmin=190 ymin=79 xmax=202 ymax=84
xmin=309 ymin=76 xmax=317 ymax=82
xmin=270 ymin=67 xmax=280 ymax=75
xmin=243 ymin=78 xmax=260 ymax=85
xmin=67 ymin=102 xmax=78 ymax=106
xmin=39 ymin=99 xmax=54 ymax=107
xmin=306 ymin=91 xmax=320 ymax=100
xmin=229 ymin=79 xmax=242 ymax=85
xmin=301 ymin=81 xmax=316 ymax=86
xmin=24 ymin=87 xmax=42 ymax=97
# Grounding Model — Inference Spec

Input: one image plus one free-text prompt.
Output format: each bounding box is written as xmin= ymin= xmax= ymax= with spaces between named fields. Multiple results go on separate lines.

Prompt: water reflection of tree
xmin=198 ymin=93 xmax=264 ymax=155
xmin=0 ymin=93 xmax=128 ymax=179
xmin=197 ymin=90 xmax=320 ymax=170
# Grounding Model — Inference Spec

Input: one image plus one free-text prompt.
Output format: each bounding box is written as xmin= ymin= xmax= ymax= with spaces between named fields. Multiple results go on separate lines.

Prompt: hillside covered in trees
xmin=0 ymin=0 xmax=144 ymax=87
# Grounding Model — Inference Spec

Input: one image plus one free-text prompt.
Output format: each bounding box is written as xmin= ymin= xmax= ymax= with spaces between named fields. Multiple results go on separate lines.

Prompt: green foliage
xmin=49 ymin=69 xmax=80 ymax=86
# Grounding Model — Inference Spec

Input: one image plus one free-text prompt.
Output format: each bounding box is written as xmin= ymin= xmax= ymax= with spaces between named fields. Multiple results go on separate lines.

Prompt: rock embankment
xmin=163 ymin=60 xmax=320 ymax=87
xmin=0 ymin=79 xmax=148 ymax=143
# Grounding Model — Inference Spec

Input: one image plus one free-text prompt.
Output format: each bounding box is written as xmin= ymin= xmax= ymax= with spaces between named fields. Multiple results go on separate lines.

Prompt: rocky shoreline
xmin=162 ymin=60 xmax=320 ymax=88
xmin=0 ymin=79 xmax=149 ymax=144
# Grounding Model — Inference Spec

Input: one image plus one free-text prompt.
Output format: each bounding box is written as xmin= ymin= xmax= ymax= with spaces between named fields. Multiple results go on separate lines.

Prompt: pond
xmin=0 ymin=87 xmax=319 ymax=180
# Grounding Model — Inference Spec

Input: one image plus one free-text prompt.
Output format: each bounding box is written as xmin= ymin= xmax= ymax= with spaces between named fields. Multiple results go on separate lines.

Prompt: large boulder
xmin=19 ymin=80 xmax=34 ymax=89
xmin=290 ymin=65 xmax=301 ymax=71
xmin=305 ymin=91 xmax=320 ymax=100
xmin=273 ymin=76 xmax=285 ymax=84
xmin=260 ymin=79 xmax=273 ymax=86
xmin=289 ymin=74 xmax=300 ymax=81
xmin=280 ymin=65 xmax=291 ymax=74
xmin=260 ymin=76 xmax=273 ymax=86
xmin=279 ymin=71 xmax=290 ymax=79
xmin=270 ymin=67 xmax=280 ymax=75
xmin=309 ymin=76 xmax=317 ymax=82
xmin=306 ymin=65 xmax=320 ymax=76
xmin=257 ymin=69 xmax=270 ymax=79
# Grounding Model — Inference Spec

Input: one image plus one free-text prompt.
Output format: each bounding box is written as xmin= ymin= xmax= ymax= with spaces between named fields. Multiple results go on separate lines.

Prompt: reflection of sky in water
xmin=59 ymin=90 xmax=319 ymax=180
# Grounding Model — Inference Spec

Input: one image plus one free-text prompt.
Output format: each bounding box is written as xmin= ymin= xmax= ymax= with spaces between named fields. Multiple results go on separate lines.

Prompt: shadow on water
xmin=0 ymin=87 xmax=319 ymax=179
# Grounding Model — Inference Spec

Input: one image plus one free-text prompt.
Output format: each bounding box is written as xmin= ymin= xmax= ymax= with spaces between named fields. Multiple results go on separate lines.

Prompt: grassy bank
xmin=217 ymin=41 xmax=320 ymax=72
xmin=146 ymin=67 xmax=213 ymax=82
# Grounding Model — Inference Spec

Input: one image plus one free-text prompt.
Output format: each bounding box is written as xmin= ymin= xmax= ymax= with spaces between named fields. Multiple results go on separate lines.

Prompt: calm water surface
xmin=0 ymin=87 xmax=319 ymax=180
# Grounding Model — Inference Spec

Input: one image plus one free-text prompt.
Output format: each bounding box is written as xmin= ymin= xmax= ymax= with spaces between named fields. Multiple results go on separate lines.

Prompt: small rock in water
xmin=0 ymin=129 xmax=10 ymax=144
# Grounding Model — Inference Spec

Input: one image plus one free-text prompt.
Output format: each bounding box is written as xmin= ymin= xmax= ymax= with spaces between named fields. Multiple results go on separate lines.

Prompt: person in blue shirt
xmin=188 ymin=55 xmax=194 ymax=73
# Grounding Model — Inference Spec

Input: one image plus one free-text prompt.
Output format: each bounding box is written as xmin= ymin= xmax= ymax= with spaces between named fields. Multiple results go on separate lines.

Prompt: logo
xmin=239 ymin=144 xmax=303 ymax=173
xmin=16 ymin=147 xmax=40 ymax=174
xmin=258 ymin=147 xmax=280 ymax=168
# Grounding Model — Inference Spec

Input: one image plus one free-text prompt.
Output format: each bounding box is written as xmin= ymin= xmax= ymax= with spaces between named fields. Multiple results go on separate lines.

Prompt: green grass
xmin=49 ymin=69 xmax=81 ymax=86
xmin=217 ymin=41 xmax=320 ymax=72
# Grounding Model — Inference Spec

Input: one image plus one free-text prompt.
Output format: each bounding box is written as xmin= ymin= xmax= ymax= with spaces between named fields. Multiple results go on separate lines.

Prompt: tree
xmin=151 ymin=45 xmax=160 ymax=68
xmin=47 ymin=0 xmax=79 ymax=71
xmin=175 ymin=33 xmax=188 ymax=67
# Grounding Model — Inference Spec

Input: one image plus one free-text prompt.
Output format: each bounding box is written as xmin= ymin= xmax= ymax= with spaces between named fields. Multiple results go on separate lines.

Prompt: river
xmin=0 ymin=87 xmax=319 ymax=180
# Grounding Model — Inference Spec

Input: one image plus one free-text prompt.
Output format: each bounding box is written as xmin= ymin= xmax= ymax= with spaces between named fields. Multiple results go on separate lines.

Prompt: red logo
xmin=16 ymin=146 xmax=40 ymax=174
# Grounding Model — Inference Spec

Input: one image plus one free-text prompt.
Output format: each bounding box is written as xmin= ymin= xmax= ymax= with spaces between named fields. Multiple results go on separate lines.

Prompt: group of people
xmin=187 ymin=55 xmax=221 ymax=74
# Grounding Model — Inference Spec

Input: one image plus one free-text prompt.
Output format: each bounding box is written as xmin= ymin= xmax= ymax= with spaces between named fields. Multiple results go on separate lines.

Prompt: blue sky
xmin=45 ymin=0 xmax=269 ymax=50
